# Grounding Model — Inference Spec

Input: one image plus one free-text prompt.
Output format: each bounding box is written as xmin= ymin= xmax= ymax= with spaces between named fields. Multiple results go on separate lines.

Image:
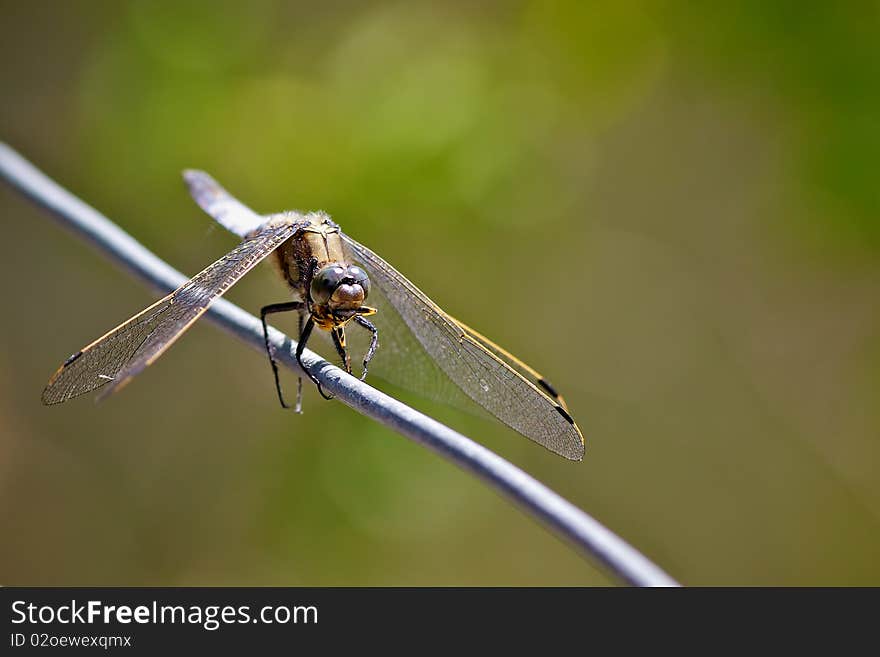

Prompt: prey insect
xmin=42 ymin=172 xmax=585 ymax=460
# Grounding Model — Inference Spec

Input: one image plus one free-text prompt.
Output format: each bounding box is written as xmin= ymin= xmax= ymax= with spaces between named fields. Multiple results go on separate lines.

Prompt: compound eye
xmin=347 ymin=266 xmax=370 ymax=299
xmin=310 ymin=265 xmax=345 ymax=304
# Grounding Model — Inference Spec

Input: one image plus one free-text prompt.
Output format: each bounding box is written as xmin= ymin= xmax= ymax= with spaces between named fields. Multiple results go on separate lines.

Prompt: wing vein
xmin=42 ymin=222 xmax=303 ymax=405
xmin=340 ymin=232 xmax=584 ymax=459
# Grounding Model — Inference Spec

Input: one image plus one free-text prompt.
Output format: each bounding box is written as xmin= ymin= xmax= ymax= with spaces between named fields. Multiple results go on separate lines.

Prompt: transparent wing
xmin=449 ymin=317 xmax=575 ymax=412
xmin=42 ymin=222 xmax=302 ymax=405
xmin=339 ymin=266 xmax=478 ymax=410
xmin=340 ymin=232 xmax=585 ymax=460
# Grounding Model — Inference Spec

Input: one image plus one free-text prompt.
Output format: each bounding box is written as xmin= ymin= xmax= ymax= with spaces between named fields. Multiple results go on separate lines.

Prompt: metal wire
xmin=0 ymin=142 xmax=680 ymax=587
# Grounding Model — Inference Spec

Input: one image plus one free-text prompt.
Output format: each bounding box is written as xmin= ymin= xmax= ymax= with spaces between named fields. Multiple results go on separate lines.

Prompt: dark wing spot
xmin=538 ymin=378 xmax=560 ymax=399
xmin=554 ymin=405 xmax=575 ymax=425
xmin=62 ymin=350 xmax=83 ymax=368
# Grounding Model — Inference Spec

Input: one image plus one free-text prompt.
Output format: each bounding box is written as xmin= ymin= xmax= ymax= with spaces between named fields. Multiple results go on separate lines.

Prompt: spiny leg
xmin=303 ymin=256 xmax=319 ymax=294
xmin=298 ymin=257 xmax=332 ymax=401
xmin=331 ymin=326 xmax=352 ymax=374
xmin=260 ymin=301 xmax=304 ymax=409
xmin=353 ymin=315 xmax=379 ymax=381
xmin=295 ymin=312 xmax=304 ymax=413
xmin=296 ymin=316 xmax=334 ymax=400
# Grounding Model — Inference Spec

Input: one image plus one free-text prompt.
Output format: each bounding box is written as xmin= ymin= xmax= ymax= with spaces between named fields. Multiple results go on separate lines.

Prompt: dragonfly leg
xmin=303 ymin=256 xmax=319 ymax=300
xmin=331 ymin=326 xmax=352 ymax=374
xmin=260 ymin=301 xmax=304 ymax=410
xmin=353 ymin=315 xmax=378 ymax=381
xmin=295 ymin=313 xmax=304 ymax=413
xmin=296 ymin=316 xmax=334 ymax=400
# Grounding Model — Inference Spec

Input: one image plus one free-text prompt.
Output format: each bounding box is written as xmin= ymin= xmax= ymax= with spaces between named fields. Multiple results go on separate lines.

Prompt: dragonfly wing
xmin=183 ymin=169 xmax=267 ymax=238
xmin=340 ymin=232 xmax=585 ymax=460
xmin=334 ymin=257 xmax=478 ymax=412
xmin=42 ymin=222 xmax=302 ymax=405
xmin=448 ymin=317 xmax=574 ymax=412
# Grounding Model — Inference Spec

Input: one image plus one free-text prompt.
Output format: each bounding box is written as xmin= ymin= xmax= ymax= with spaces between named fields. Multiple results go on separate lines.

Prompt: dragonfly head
xmin=310 ymin=263 xmax=371 ymax=311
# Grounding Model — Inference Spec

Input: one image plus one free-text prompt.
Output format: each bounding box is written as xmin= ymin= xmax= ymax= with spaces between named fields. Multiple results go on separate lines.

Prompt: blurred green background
xmin=2 ymin=1 xmax=879 ymax=586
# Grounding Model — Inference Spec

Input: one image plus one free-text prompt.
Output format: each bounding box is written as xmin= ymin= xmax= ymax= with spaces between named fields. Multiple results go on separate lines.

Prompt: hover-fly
xmin=42 ymin=172 xmax=585 ymax=460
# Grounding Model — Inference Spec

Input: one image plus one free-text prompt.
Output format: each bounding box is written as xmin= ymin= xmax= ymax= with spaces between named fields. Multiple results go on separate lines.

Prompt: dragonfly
xmin=42 ymin=172 xmax=585 ymax=460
